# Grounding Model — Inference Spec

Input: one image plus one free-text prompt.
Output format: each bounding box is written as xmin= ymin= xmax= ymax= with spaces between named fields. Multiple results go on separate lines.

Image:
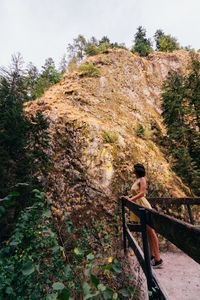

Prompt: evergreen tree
xmin=154 ymin=29 xmax=164 ymax=50
xmin=31 ymin=57 xmax=61 ymax=99
xmin=0 ymin=56 xmax=50 ymax=200
xmin=161 ymin=65 xmax=200 ymax=195
xmin=131 ymin=26 xmax=151 ymax=57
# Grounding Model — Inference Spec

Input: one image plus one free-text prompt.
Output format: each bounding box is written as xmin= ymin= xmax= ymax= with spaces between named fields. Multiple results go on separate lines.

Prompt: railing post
xmin=187 ymin=204 xmax=194 ymax=225
xmin=122 ymin=198 xmax=127 ymax=254
xmin=140 ymin=208 xmax=155 ymax=300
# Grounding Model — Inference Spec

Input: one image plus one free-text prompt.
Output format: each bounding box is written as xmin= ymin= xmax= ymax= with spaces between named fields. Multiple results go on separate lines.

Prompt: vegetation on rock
xmin=161 ymin=52 xmax=200 ymax=196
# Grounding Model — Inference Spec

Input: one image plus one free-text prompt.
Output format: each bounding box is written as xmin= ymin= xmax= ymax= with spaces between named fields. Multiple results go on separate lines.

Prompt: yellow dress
xmin=130 ymin=181 xmax=152 ymax=222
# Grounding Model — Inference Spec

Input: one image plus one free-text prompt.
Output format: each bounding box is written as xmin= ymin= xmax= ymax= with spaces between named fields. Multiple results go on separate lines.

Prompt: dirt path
xmin=129 ymin=251 xmax=200 ymax=300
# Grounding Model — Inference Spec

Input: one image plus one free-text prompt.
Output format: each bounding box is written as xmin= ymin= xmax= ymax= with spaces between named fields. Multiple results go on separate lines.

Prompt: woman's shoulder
xmin=139 ymin=176 xmax=147 ymax=186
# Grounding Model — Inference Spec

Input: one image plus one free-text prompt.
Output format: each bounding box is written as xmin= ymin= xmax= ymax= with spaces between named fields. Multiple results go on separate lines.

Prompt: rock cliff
xmin=25 ymin=49 xmax=191 ymax=220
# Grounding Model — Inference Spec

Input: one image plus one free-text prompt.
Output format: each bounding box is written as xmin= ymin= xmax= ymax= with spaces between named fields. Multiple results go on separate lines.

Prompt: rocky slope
xmin=25 ymin=49 xmax=191 ymax=221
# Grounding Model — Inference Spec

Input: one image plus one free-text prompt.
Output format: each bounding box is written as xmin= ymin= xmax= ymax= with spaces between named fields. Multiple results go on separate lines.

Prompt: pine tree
xmin=0 ymin=55 xmax=50 ymax=200
xmin=131 ymin=26 xmax=151 ymax=57
xmin=161 ymin=66 xmax=200 ymax=195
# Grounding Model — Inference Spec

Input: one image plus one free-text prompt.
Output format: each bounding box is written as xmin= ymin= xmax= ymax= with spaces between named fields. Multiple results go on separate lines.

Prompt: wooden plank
xmin=127 ymin=223 xmax=142 ymax=232
xmin=126 ymin=224 xmax=169 ymax=300
xmin=123 ymin=198 xmax=200 ymax=264
xmin=147 ymin=197 xmax=200 ymax=205
xmin=152 ymin=270 xmax=170 ymax=300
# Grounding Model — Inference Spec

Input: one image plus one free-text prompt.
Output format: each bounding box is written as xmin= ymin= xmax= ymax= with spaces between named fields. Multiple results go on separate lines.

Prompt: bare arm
xmin=125 ymin=177 xmax=146 ymax=202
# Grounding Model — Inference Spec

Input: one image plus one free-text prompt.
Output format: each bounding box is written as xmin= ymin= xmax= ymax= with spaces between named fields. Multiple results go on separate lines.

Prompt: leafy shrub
xmin=157 ymin=35 xmax=179 ymax=52
xmin=78 ymin=62 xmax=101 ymax=77
xmin=103 ymin=131 xmax=119 ymax=143
xmin=85 ymin=43 xmax=100 ymax=56
xmin=135 ymin=123 xmax=145 ymax=138
xmin=0 ymin=190 xmax=137 ymax=299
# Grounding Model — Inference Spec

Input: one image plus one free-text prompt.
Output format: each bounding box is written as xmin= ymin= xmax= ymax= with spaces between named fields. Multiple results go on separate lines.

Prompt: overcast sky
xmin=0 ymin=0 xmax=199 ymax=69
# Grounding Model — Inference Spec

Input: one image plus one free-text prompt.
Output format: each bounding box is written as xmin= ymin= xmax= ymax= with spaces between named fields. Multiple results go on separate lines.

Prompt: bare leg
xmin=146 ymin=225 xmax=160 ymax=261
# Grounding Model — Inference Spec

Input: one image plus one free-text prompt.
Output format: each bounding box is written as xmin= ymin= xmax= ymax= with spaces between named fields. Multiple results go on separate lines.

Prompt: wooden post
xmin=187 ymin=204 xmax=194 ymax=225
xmin=122 ymin=198 xmax=127 ymax=254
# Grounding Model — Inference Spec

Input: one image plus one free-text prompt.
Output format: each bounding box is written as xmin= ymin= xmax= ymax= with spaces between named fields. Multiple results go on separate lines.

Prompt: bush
xmin=78 ymin=62 xmax=101 ymax=77
xmin=157 ymin=35 xmax=179 ymax=52
xmin=135 ymin=123 xmax=145 ymax=138
xmin=103 ymin=131 xmax=119 ymax=143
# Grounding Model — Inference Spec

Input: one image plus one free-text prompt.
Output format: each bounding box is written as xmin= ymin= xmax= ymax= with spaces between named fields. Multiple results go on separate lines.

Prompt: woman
xmin=123 ymin=163 xmax=163 ymax=268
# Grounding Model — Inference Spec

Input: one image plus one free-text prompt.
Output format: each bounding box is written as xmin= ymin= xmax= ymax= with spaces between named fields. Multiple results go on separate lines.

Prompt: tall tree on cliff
xmin=131 ymin=26 xmax=151 ymax=56
xmin=161 ymin=54 xmax=200 ymax=195
xmin=154 ymin=29 xmax=179 ymax=52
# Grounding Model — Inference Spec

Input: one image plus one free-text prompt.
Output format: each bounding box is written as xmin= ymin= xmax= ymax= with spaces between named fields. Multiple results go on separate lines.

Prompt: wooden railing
xmin=121 ymin=197 xmax=200 ymax=300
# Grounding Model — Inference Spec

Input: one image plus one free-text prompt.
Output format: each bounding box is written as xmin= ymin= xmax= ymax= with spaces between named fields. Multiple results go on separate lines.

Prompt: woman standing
xmin=123 ymin=163 xmax=163 ymax=268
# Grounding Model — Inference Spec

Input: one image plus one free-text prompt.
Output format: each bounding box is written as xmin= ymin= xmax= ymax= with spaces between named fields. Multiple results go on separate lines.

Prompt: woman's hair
xmin=134 ymin=163 xmax=145 ymax=178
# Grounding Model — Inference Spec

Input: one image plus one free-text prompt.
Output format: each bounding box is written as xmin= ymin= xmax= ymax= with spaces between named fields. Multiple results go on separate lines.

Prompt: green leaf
xmin=64 ymin=264 xmax=71 ymax=277
xmin=97 ymin=284 xmax=106 ymax=292
xmin=63 ymin=211 xmax=69 ymax=218
xmin=5 ymin=287 xmax=13 ymax=295
xmin=46 ymin=294 xmax=57 ymax=300
xmin=32 ymin=189 xmax=40 ymax=194
xmin=112 ymin=261 xmax=122 ymax=274
xmin=112 ymin=293 xmax=118 ymax=300
xmin=42 ymin=209 xmax=52 ymax=218
xmin=91 ymin=274 xmax=99 ymax=288
xmin=66 ymin=219 xmax=74 ymax=234
xmin=87 ymin=253 xmax=94 ymax=261
xmin=50 ymin=245 xmax=60 ymax=252
xmin=74 ymin=247 xmax=83 ymax=256
xmin=103 ymin=290 xmax=112 ymax=300
xmin=57 ymin=289 xmax=70 ymax=300
xmin=84 ymin=292 xmax=100 ymax=299
xmin=83 ymin=282 xmax=91 ymax=295
xmin=121 ymin=288 xmax=128 ymax=297
xmin=12 ymin=182 xmax=29 ymax=188
xmin=22 ymin=262 xmax=35 ymax=275
xmin=0 ymin=206 xmax=6 ymax=215
xmin=52 ymin=282 xmax=65 ymax=291
xmin=10 ymin=191 xmax=20 ymax=196
xmin=10 ymin=241 xmax=19 ymax=246
xmin=47 ymin=198 xmax=53 ymax=205
xmin=84 ymin=268 xmax=91 ymax=276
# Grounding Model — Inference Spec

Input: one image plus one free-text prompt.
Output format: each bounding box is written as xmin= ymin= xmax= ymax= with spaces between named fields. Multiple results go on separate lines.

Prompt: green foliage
xmin=103 ymin=131 xmax=119 ymax=143
xmin=154 ymin=29 xmax=180 ymax=52
xmin=67 ymin=35 xmax=128 ymax=63
xmin=157 ymin=35 xmax=179 ymax=52
xmin=161 ymin=54 xmax=200 ymax=195
xmin=85 ymin=43 xmax=100 ymax=56
xmin=0 ymin=58 xmax=50 ymax=241
xmin=135 ymin=123 xmax=145 ymax=138
xmin=30 ymin=58 xmax=61 ymax=99
xmin=131 ymin=26 xmax=151 ymax=56
xmin=78 ymin=62 xmax=101 ymax=77
xmin=0 ymin=190 xmax=66 ymax=300
xmin=0 ymin=191 xmax=137 ymax=299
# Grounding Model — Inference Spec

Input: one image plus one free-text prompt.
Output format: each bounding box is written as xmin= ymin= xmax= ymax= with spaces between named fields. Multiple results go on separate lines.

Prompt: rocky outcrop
xmin=25 ymin=49 xmax=191 ymax=219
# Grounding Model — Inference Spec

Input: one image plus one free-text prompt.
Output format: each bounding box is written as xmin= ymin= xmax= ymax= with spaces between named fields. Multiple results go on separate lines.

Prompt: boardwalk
xmin=129 ymin=251 xmax=200 ymax=300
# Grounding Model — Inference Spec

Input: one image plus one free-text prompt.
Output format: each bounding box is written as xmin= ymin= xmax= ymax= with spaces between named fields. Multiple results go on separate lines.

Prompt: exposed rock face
xmin=25 ymin=49 xmax=191 ymax=217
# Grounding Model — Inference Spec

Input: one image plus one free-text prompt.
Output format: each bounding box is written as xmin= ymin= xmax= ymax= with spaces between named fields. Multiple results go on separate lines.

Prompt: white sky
xmin=0 ymin=0 xmax=199 ymax=69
